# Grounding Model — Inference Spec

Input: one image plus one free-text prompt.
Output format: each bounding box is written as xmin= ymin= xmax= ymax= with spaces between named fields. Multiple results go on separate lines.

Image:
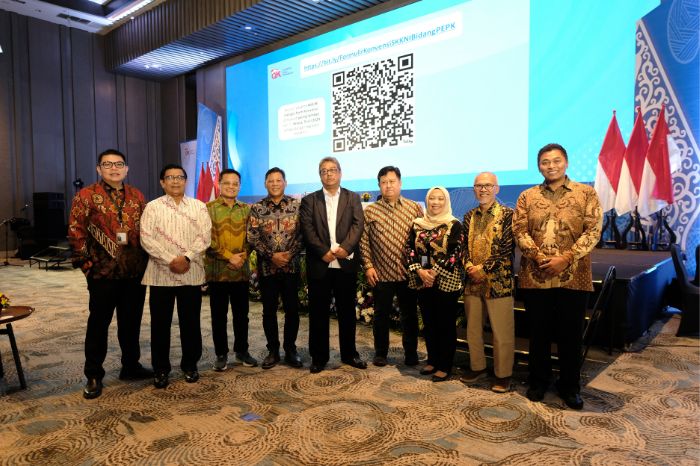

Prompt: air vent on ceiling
xmin=57 ymin=13 xmax=91 ymax=25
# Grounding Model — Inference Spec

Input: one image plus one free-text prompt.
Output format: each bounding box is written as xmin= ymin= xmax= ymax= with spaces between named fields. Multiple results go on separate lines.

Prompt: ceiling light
xmin=108 ymin=0 xmax=155 ymax=22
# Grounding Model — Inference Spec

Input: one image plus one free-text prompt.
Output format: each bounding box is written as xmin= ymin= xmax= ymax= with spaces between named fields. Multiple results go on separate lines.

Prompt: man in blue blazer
xmin=300 ymin=156 xmax=367 ymax=373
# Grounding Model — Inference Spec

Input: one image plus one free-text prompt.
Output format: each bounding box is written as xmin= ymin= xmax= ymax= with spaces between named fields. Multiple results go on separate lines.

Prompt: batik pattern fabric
xmin=407 ymin=220 xmax=465 ymax=293
xmin=247 ymin=195 xmax=302 ymax=277
xmin=68 ymin=181 xmax=148 ymax=280
xmin=462 ymin=202 xmax=515 ymax=298
xmin=205 ymin=197 xmax=251 ymax=283
xmin=513 ymin=178 xmax=603 ymax=291
xmin=360 ymin=196 xmax=424 ymax=282
xmin=140 ymin=195 xmax=212 ymax=286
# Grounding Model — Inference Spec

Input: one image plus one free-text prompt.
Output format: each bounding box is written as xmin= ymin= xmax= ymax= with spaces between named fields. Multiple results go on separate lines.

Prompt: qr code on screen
xmin=332 ymin=54 xmax=414 ymax=152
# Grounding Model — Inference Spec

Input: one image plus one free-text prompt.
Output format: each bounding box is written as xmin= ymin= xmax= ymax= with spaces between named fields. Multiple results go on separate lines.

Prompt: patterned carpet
xmin=0 ymin=262 xmax=698 ymax=465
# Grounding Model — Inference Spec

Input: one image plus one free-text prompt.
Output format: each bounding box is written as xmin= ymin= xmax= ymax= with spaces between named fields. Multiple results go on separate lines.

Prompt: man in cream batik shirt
xmin=141 ymin=164 xmax=211 ymax=389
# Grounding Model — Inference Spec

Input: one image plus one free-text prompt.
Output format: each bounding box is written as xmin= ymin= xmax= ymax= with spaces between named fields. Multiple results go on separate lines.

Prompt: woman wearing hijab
xmin=407 ymin=187 xmax=465 ymax=382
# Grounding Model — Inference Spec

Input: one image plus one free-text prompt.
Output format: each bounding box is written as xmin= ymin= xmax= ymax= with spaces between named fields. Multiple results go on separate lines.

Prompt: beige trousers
xmin=464 ymin=295 xmax=515 ymax=378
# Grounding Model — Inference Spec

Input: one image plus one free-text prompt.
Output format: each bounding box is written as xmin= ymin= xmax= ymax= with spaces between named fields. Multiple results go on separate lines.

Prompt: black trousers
xmin=260 ymin=273 xmax=300 ymax=354
xmin=308 ymin=268 xmax=359 ymax=365
xmin=523 ymin=287 xmax=588 ymax=394
xmin=372 ymin=280 xmax=418 ymax=359
xmin=84 ymin=278 xmax=146 ymax=379
xmin=149 ymin=285 xmax=202 ymax=374
xmin=209 ymin=281 xmax=250 ymax=356
xmin=418 ymin=287 xmax=460 ymax=374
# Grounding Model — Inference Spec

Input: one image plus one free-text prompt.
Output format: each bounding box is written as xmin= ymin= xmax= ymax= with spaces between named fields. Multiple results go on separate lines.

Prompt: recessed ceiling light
xmin=242 ymin=25 xmax=254 ymax=31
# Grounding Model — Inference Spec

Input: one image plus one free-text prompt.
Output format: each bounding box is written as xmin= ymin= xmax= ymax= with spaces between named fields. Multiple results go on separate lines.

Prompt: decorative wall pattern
xmin=635 ymin=0 xmax=699 ymax=265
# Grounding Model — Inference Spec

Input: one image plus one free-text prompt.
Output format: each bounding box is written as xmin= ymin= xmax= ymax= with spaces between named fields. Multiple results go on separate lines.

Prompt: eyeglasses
xmin=164 ymin=175 xmax=187 ymax=181
xmin=100 ymin=161 xmax=126 ymax=169
xmin=319 ymin=168 xmax=339 ymax=176
xmin=474 ymin=184 xmax=496 ymax=191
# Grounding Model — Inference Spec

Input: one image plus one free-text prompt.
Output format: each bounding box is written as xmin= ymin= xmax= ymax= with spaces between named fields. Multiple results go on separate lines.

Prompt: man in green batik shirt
xmin=206 ymin=168 xmax=258 ymax=371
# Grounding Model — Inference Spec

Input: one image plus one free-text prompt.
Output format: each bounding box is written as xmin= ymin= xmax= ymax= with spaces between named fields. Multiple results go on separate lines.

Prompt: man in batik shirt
xmin=513 ymin=143 xmax=602 ymax=410
xmin=206 ymin=169 xmax=258 ymax=371
xmin=68 ymin=149 xmax=151 ymax=399
xmin=459 ymin=172 xmax=515 ymax=394
xmin=247 ymin=167 xmax=304 ymax=369
xmin=359 ymin=166 xmax=423 ymax=367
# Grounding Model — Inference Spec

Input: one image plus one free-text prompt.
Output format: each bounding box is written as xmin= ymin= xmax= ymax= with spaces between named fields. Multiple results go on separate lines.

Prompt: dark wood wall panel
xmin=0 ymin=10 xmax=164 ymax=248
xmin=28 ymin=18 xmax=65 ymax=194
xmin=124 ymin=77 xmax=149 ymax=194
xmin=71 ymin=29 xmax=98 ymax=185
xmin=0 ymin=12 xmax=16 ymax=225
xmin=160 ymin=76 xmax=187 ymax=167
xmin=93 ymin=35 xmax=119 ymax=155
xmin=10 ymin=15 xmax=34 ymax=216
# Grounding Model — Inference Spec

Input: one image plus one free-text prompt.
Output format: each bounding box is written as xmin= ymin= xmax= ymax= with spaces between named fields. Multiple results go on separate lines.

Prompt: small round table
xmin=0 ymin=305 xmax=34 ymax=390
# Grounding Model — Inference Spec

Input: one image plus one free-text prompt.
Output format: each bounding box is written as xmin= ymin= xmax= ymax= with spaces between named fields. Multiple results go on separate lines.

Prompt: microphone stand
xmin=1 ymin=218 xmax=22 ymax=267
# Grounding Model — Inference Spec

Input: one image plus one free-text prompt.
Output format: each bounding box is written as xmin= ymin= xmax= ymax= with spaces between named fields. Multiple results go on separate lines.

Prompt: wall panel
xmin=0 ymin=10 xmax=163 ymax=249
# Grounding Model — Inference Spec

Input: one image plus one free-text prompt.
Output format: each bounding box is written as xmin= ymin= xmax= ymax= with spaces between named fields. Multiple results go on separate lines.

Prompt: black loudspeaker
xmin=33 ymin=192 xmax=66 ymax=243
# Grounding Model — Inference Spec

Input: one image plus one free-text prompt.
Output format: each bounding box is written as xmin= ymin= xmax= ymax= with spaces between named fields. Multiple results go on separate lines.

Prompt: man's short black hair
xmin=160 ymin=164 xmax=187 ymax=180
xmin=219 ymin=168 xmax=241 ymax=182
xmin=377 ymin=166 xmax=401 ymax=183
xmin=537 ymin=143 xmax=568 ymax=163
xmin=97 ymin=149 xmax=126 ymax=165
xmin=265 ymin=167 xmax=286 ymax=181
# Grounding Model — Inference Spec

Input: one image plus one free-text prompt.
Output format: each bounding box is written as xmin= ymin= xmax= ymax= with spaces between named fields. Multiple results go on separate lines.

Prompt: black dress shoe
xmin=262 ymin=352 xmax=281 ymax=370
xmin=526 ymin=386 xmax=546 ymax=402
xmin=420 ymin=366 xmax=437 ymax=375
xmin=559 ymin=392 xmax=584 ymax=410
xmin=404 ymin=354 xmax=419 ymax=366
xmin=184 ymin=370 xmax=199 ymax=383
xmin=341 ymin=357 xmax=367 ymax=369
xmin=309 ymin=363 xmax=325 ymax=374
xmin=372 ymin=356 xmax=387 ymax=367
xmin=284 ymin=352 xmax=303 ymax=368
xmin=119 ymin=364 xmax=154 ymax=381
xmin=153 ymin=372 xmax=169 ymax=389
xmin=83 ymin=378 xmax=103 ymax=399
xmin=431 ymin=373 xmax=450 ymax=382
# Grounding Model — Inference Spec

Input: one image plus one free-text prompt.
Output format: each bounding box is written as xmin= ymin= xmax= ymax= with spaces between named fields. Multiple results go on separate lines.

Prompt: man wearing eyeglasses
xmin=140 ymin=164 xmax=212 ymax=388
xmin=459 ymin=172 xmax=515 ymax=394
xmin=300 ymin=157 xmax=366 ymax=373
xmin=69 ymin=149 xmax=152 ymax=399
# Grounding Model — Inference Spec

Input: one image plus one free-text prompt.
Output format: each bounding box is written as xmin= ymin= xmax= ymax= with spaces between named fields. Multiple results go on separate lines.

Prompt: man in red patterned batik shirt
xmin=68 ymin=149 xmax=152 ymax=399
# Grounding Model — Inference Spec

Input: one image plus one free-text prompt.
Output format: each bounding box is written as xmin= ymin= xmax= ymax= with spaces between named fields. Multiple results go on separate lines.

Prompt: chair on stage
xmin=581 ymin=266 xmax=617 ymax=364
xmin=670 ymin=244 xmax=699 ymax=337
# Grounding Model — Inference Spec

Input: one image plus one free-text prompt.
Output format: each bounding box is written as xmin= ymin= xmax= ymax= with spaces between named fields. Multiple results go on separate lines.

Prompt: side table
xmin=0 ymin=305 xmax=34 ymax=390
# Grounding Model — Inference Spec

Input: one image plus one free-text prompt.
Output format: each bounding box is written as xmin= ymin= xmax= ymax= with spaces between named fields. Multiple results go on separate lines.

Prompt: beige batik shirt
xmin=513 ymin=178 xmax=602 ymax=291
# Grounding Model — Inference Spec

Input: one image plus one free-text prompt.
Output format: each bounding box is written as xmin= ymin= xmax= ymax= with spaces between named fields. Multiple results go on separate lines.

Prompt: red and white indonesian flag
xmin=638 ymin=106 xmax=680 ymax=217
xmin=594 ymin=111 xmax=626 ymax=212
xmin=615 ymin=108 xmax=649 ymax=215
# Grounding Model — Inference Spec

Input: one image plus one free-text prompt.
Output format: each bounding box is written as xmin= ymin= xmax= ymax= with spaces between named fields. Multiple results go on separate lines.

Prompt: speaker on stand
xmin=33 ymin=192 xmax=67 ymax=249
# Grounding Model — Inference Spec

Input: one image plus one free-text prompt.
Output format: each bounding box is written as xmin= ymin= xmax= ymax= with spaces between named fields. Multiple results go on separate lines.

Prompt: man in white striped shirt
xmin=141 ymin=164 xmax=212 ymax=389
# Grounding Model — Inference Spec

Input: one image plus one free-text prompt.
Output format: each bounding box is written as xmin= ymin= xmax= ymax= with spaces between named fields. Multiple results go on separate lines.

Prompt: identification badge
xmin=420 ymin=255 xmax=430 ymax=267
xmin=116 ymin=228 xmax=128 ymax=245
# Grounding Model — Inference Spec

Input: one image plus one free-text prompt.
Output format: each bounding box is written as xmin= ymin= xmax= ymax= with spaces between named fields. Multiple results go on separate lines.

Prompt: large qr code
xmin=332 ymin=54 xmax=414 ymax=152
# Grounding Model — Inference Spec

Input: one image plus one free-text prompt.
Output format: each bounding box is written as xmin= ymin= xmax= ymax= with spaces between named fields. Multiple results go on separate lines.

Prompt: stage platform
xmin=511 ymin=249 xmax=675 ymax=350
xmin=588 ymin=248 xmax=675 ymax=348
